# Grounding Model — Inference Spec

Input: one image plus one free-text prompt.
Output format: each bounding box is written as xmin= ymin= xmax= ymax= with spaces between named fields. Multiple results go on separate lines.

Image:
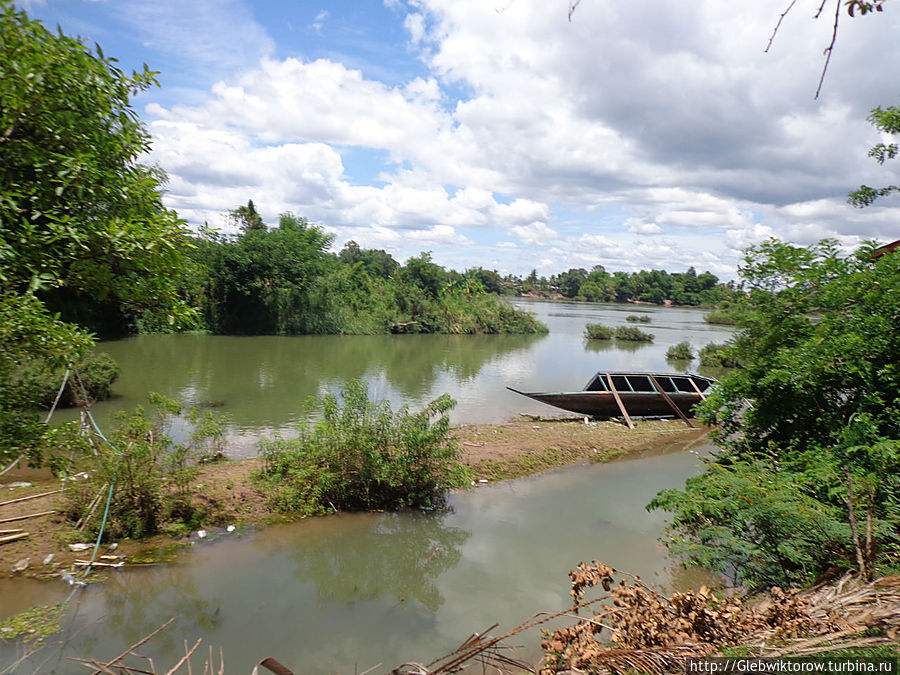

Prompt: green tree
xmin=0 ymin=3 xmax=195 ymax=466
xmin=228 ymin=199 xmax=266 ymax=232
xmin=650 ymin=239 xmax=900 ymax=588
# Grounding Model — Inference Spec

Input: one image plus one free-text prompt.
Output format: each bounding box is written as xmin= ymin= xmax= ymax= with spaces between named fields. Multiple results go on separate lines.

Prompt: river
xmin=52 ymin=299 xmax=733 ymax=458
xmin=1 ymin=300 xmax=731 ymax=673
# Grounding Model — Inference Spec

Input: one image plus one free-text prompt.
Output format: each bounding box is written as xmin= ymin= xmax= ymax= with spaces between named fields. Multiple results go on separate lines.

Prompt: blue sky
xmin=20 ymin=0 xmax=900 ymax=279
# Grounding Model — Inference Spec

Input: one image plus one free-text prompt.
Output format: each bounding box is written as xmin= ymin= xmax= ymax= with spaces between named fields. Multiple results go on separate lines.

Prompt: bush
xmin=666 ymin=341 xmax=694 ymax=360
xmin=257 ymin=380 xmax=467 ymax=515
xmin=699 ymin=342 xmax=739 ymax=368
xmin=704 ymin=309 xmax=743 ymax=325
xmin=23 ymin=350 xmax=119 ymax=408
xmin=64 ymin=394 xmax=227 ymax=539
xmin=584 ymin=323 xmax=613 ymax=340
xmin=614 ymin=326 xmax=654 ymax=341
xmin=626 ymin=314 xmax=651 ymax=323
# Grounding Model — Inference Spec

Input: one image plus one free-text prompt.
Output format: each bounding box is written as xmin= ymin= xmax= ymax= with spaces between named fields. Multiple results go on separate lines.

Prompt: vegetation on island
xmin=665 ymin=341 xmax=694 ymax=361
xmin=650 ymin=238 xmax=900 ymax=590
xmin=583 ymin=323 xmax=654 ymax=342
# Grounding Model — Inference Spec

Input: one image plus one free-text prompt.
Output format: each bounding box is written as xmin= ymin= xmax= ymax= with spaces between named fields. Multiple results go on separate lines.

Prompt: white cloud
xmin=117 ymin=0 xmax=900 ymax=277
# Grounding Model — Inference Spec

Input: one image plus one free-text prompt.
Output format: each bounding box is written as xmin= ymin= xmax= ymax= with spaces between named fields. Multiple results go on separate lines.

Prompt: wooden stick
xmin=0 ymin=509 xmax=57 ymax=524
xmin=164 ymin=638 xmax=203 ymax=675
xmin=0 ymin=489 xmax=62 ymax=508
xmin=605 ymin=373 xmax=634 ymax=429
xmin=688 ymin=376 xmax=707 ymax=398
xmin=648 ymin=375 xmax=693 ymax=428
xmin=0 ymin=532 xmax=29 ymax=545
xmin=0 ymin=528 xmax=24 ymax=534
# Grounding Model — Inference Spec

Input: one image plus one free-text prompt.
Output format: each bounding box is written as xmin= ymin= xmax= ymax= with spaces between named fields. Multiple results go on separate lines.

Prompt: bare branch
xmin=766 ymin=0 xmax=799 ymax=52
xmin=814 ymin=0 xmax=841 ymax=99
xmin=568 ymin=0 xmax=582 ymax=22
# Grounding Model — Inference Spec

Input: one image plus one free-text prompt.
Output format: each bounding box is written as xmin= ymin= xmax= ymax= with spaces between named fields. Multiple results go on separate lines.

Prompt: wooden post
xmin=648 ymin=375 xmax=693 ymax=427
xmin=688 ymin=376 xmax=707 ymax=398
xmin=605 ymin=373 xmax=635 ymax=429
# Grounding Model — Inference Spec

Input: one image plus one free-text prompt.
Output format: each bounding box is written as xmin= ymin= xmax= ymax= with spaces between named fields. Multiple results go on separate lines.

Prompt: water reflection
xmin=258 ymin=511 xmax=469 ymax=611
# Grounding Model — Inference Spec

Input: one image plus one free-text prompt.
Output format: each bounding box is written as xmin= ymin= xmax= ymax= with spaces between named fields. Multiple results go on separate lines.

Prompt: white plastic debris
xmin=107 ymin=542 xmax=118 ymax=551
xmin=7 ymin=481 xmax=32 ymax=488
xmin=68 ymin=543 xmax=91 ymax=552
xmin=11 ymin=558 xmax=30 ymax=573
xmin=478 ymin=479 xmax=489 ymax=484
xmin=226 ymin=525 xmax=236 ymax=533
xmin=196 ymin=529 xmax=207 ymax=539
xmin=63 ymin=573 xmax=86 ymax=587
xmin=43 ymin=553 xmax=54 ymax=565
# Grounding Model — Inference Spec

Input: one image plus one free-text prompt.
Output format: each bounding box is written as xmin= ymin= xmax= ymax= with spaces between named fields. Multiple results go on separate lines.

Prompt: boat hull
xmin=508 ymin=389 xmax=703 ymax=418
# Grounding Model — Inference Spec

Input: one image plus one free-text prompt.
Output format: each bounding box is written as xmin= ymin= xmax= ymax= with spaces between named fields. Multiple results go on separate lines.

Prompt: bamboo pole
xmin=0 ymin=510 xmax=57 ymax=524
xmin=648 ymin=375 xmax=693 ymax=428
xmin=687 ymin=377 xmax=707 ymax=398
xmin=0 ymin=532 xmax=29 ymax=545
xmin=605 ymin=373 xmax=634 ymax=429
xmin=0 ymin=489 xmax=61 ymax=508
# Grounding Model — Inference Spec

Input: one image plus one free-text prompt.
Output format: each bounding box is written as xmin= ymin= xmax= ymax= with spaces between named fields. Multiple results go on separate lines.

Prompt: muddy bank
xmin=0 ymin=417 xmax=708 ymax=581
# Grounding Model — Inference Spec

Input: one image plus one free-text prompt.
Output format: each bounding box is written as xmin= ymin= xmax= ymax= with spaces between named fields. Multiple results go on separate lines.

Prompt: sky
xmin=20 ymin=0 xmax=900 ymax=279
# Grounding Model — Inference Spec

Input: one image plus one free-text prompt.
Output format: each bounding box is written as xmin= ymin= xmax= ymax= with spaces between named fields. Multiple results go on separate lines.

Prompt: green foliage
xmin=848 ymin=105 xmax=900 ymax=207
xmin=652 ymin=239 xmax=900 ymax=589
xmin=548 ymin=265 xmax=739 ymax=306
xmin=666 ymin=341 xmax=694 ymax=360
xmin=584 ymin=323 xmax=613 ymax=340
xmin=257 ymin=380 xmax=467 ymax=515
xmin=648 ymin=462 xmax=851 ymax=590
xmin=22 ymin=350 xmax=119 ymax=408
xmin=626 ymin=314 xmax=651 ymax=323
xmin=0 ymin=3 xmax=196 ymax=328
xmin=187 ymin=222 xmax=545 ymax=336
xmin=0 ymin=4 xmax=196 ymax=465
xmin=64 ymin=394 xmax=228 ymax=539
xmin=698 ymin=342 xmax=739 ymax=368
xmin=613 ymin=325 xmax=654 ymax=341
xmin=704 ymin=309 xmax=744 ymax=325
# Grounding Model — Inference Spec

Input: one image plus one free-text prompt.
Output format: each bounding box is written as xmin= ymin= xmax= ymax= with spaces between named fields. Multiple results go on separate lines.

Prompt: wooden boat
xmin=507 ymin=372 xmax=716 ymax=425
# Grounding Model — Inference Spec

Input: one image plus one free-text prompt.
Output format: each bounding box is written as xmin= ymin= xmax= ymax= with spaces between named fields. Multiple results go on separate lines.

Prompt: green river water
xmin=0 ymin=300 xmax=732 ymax=673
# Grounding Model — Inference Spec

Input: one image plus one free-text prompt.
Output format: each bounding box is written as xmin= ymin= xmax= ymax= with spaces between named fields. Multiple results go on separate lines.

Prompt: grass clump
xmin=666 ymin=341 xmax=694 ymax=360
xmin=257 ymin=380 xmax=469 ymax=515
xmin=626 ymin=314 xmax=651 ymax=323
xmin=584 ymin=323 xmax=613 ymax=340
xmin=613 ymin=325 xmax=654 ymax=341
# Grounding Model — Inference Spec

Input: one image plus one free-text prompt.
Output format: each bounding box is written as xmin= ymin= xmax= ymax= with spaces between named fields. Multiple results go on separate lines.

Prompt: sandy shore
xmin=0 ymin=416 xmax=709 ymax=581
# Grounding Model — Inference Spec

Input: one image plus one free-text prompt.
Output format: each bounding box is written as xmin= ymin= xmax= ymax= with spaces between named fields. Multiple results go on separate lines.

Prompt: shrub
xmin=704 ymin=310 xmax=743 ymax=325
xmin=626 ymin=314 xmax=651 ymax=323
xmin=64 ymin=394 xmax=227 ymax=539
xmin=699 ymin=342 xmax=739 ymax=368
xmin=666 ymin=341 xmax=694 ymax=360
xmin=584 ymin=323 xmax=613 ymax=340
xmin=614 ymin=326 xmax=654 ymax=341
xmin=257 ymin=380 xmax=467 ymax=515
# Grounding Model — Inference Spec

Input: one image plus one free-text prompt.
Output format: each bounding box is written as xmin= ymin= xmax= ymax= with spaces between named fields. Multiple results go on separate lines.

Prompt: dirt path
xmin=0 ymin=417 xmax=709 ymax=581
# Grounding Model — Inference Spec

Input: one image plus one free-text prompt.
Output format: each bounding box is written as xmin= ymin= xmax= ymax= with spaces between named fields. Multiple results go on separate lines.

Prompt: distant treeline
xmin=43 ymin=202 xmax=741 ymax=338
xmin=506 ymin=265 xmax=742 ymax=306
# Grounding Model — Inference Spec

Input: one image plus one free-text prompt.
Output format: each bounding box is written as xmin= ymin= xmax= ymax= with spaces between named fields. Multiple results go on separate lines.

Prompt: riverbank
xmin=0 ymin=416 xmax=706 ymax=582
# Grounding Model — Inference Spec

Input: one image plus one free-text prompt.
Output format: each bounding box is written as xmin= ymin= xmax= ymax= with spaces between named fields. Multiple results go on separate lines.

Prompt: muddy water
xmin=51 ymin=300 xmax=732 ymax=458
xmin=0 ymin=442 xmax=712 ymax=674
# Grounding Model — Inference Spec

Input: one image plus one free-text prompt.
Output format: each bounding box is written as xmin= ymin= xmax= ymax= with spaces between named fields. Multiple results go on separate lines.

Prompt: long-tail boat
xmin=507 ymin=372 xmax=716 ymax=427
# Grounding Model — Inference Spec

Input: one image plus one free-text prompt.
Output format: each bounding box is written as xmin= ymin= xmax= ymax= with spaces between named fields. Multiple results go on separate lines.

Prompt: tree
xmin=0 ymin=3 xmax=195 ymax=465
xmin=650 ymin=239 xmax=900 ymax=588
xmin=228 ymin=199 xmax=266 ymax=232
